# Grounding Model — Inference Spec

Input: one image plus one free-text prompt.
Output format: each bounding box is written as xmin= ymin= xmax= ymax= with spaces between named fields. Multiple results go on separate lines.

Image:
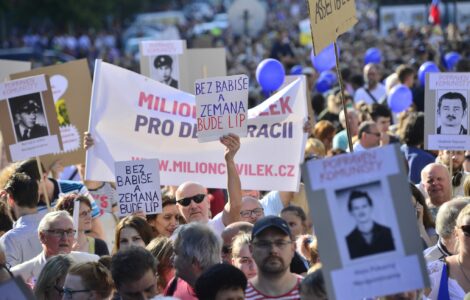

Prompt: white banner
xmin=86 ymin=60 xmax=308 ymax=191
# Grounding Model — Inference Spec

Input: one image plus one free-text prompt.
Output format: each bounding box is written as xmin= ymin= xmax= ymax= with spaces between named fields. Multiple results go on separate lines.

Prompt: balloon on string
xmin=388 ymin=84 xmax=413 ymax=113
xmin=364 ymin=47 xmax=382 ymax=64
xmin=316 ymin=70 xmax=337 ymax=93
xmin=256 ymin=58 xmax=285 ymax=92
xmin=418 ymin=61 xmax=439 ymax=86
xmin=290 ymin=65 xmax=303 ymax=75
xmin=310 ymin=43 xmax=339 ymax=72
xmin=444 ymin=52 xmax=461 ymax=70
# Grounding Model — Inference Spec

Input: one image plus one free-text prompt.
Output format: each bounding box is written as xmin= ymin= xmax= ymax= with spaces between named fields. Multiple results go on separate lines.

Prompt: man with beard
xmin=246 ymin=216 xmax=302 ymax=300
xmin=354 ymin=63 xmax=386 ymax=105
xmin=436 ymin=92 xmax=467 ymax=135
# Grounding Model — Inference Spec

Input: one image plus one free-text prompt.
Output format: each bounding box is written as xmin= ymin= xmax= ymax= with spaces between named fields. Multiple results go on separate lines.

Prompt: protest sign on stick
xmin=86 ymin=60 xmax=307 ymax=192
xmin=0 ymin=75 xmax=62 ymax=162
xmin=424 ymin=72 xmax=470 ymax=150
xmin=302 ymin=145 xmax=429 ymax=299
xmin=195 ymin=74 xmax=248 ymax=142
xmin=10 ymin=59 xmax=92 ymax=169
xmin=115 ymin=159 xmax=162 ymax=217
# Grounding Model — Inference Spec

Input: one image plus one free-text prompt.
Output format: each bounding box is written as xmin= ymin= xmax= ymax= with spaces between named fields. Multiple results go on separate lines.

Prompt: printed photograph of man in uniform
xmin=154 ymin=55 xmax=178 ymax=88
xmin=9 ymin=93 xmax=49 ymax=142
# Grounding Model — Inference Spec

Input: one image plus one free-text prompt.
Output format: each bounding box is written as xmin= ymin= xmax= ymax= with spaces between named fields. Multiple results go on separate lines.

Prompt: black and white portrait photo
xmin=152 ymin=54 xmax=179 ymax=89
xmin=436 ymin=90 xmax=468 ymax=135
xmin=8 ymin=93 xmax=49 ymax=142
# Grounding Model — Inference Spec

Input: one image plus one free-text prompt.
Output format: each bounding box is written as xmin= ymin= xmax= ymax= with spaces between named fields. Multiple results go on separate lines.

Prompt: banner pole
xmin=36 ymin=156 xmax=51 ymax=211
xmin=333 ymin=40 xmax=353 ymax=152
xmin=449 ymin=151 xmax=454 ymax=197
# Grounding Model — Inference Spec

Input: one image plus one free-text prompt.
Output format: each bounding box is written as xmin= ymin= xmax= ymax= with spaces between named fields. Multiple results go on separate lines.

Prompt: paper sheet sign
xmin=307 ymin=0 xmax=358 ymax=55
xmin=114 ymin=159 xmax=162 ymax=217
xmin=195 ymin=74 xmax=248 ymax=142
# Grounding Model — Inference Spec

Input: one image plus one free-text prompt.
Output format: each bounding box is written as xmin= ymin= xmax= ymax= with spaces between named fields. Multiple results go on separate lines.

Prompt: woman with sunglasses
xmin=55 ymin=194 xmax=109 ymax=256
xmin=113 ymin=215 xmax=154 ymax=253
xmin=426 ymin=204 xmax=470 ymax=299
xmin=34 ymin=255 xmax=73 ymax=300
xmin=62 ymin=261 xmax=113 ymax=300
xmin=146 ymin=195 xmax=181 ymax=237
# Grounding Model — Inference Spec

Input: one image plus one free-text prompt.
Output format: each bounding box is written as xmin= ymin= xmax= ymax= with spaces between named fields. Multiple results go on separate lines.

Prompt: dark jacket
xmin=346 ymin=222 xmax=395 ymax=259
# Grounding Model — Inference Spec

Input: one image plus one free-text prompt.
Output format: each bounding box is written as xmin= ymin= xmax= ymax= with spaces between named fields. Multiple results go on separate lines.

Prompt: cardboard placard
xmin=10 ymin=59 xmax=91 ymax=169
xmin=307 ymin=0 xmax=358 ymax=55
xmin=302 ymin=145 xmax=428 ymax=299
xmin=424 ymin=72 xmax=470 ymax=150
xmin=0 ymin=59 xmax=31 ymax=82
xmin=195 ymin=74 xmax=248 ymax=142
xmin=115 ymin=159 xmax=162 ymax=217
xmin=0 ymin=75 xmax=63 ymax=162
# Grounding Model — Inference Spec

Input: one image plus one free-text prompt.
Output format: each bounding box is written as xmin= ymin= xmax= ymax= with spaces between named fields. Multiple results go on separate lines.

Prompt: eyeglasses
xmin=240 ymin=207 xmax=264 ymax=218
xmin=62 ymin=287 xmax=91 ymax=299
xmin=253 ymin=239 xmax=292 ymax=249
xmin=366 ymin=131 xmax=381 ymax=137
xmin=45 ymin=229 xmax=76 ymax=238
xmin=461 ymin=225 xmax=470 ymax=237
xmin=176 ymin=194 xmax=206 ymax=207
xmin=79 ymin=210 xmax=91 ymax=217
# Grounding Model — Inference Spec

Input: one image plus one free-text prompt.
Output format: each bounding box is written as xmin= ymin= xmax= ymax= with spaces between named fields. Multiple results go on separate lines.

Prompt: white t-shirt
xmin=354 ymin=84 xmax=386 ymax=105
xmin=208 ymin=212 xmax=225 ymax=237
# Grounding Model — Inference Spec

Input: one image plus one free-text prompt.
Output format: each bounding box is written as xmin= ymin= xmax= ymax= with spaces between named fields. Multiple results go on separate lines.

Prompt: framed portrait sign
xmin=425 ymin=72 xmax=470 ymax=150
xmin=0 ymin=75 xmax=62 ymax=162
xmin=301 ymin=145 xmax=429 ymax=299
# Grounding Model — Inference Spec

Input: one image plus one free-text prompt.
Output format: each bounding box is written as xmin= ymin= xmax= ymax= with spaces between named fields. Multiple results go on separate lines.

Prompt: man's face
xmin=18 ymin=110 xmax=37 ymax=128
xmin=232 ymin=244 xmax=257 ymax=279
xmin=422 ymin=165 xmax=451 ymax=206
xmin=240 ymin=197 xmax=265 ymax=224
xmin=176 ymin=183 xmax=210 ymax=223
xmin=362 ymin=124 xmax=381 ymax=148
xmin=348 ymin=112 xmax=360 ymax=136
xmin=365 ymin=66 xmax=380 ymax=87
xmin=118 ymin=269 xmax=158 ymax=300
xmin=349 ymin=197 xmax=372 ymax=224
xmin=157 ymin=65 xmax=172 ymax=82
xmin=440 ymin=150 xmax=465 ymax=170
xmin=40 ymin=216 xmax=75 ymax=256
xmin=251 ymin=228 xmax=294 ymax=276
xmin=439 ymin=98 xmax=464 ymax=128
xmin=214 ymin=287 xmax=245 ymax=300
xmin=375 ymin=116 xmax=391 ymax=133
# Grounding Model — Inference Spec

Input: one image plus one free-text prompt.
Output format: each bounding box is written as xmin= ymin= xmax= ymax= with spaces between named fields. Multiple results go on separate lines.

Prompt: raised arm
xmin=220 ymin=134 xmax=242 ymax=226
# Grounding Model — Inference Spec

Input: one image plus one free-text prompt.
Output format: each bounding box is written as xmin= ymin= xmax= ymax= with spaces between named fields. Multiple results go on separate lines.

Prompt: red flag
xmin=429 ymin=0 xmax=441 ymax=25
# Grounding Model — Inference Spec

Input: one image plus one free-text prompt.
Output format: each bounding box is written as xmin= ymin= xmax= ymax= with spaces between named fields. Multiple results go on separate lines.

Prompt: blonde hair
xmin=34 ymin=255 xmax=73 ymax=300
xmin=232 ymin=233 xmax=251 ymax=259
xmin=456 ymin=204 xmax=470 ymax=227
xmin=67 ymin=262 xmax=113 ymax=299
xmin=305 ymin=138 xmax=326 ymax=158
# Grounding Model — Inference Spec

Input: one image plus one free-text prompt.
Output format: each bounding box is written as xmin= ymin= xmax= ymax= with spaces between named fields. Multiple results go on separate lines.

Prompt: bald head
xmin=175 ymin=181 xmax=210 ymax=223
xmin=421 ymin=163 xmax=452 ymax=207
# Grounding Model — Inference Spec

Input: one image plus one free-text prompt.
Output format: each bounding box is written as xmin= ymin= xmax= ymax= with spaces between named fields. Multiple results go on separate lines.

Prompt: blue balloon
xmin=444 ymin=52 xmax=461 ymax=70
xmin=256 ymin=59 xmax=285 ymax=92
xmin=290 ymin=64 xmax=303 ymax=75
xmin=364 ymin=47 xmax=382 ymax=64
xmin=388 ymin=84 xmax=413 ymax=113
xmin=418 ymin=61 xmax=440 ymax=86
xmin=316 ymin=71 xmax=337 ymax=93
xmin=310 ymin=43 xmax=339 ymax=72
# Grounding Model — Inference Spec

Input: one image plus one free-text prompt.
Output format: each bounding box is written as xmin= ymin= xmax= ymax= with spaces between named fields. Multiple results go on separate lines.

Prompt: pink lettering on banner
xmin=258 ymin=96 xmax=292 ymax=116
xmin=137 ymin=92 xmax=196 ymax=118
xmin=319 ymin=152 xmax=383 ymax=183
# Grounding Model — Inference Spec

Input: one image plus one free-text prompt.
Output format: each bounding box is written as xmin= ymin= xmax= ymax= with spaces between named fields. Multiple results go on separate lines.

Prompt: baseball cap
xmin=154 ymin=55 xmax=173 ymax=68
xmin=252 ymin=216 xmax=291 ymax=239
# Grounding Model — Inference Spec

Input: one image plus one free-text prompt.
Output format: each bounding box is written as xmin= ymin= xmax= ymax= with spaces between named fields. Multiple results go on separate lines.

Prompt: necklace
xmin=457 ymin=256 xmax=470 ymax=284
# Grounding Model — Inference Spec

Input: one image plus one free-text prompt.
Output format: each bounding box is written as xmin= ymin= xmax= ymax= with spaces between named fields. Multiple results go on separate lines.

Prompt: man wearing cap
xmin=12 ymin=97 xmax=48 ymax=141
xmin=246 ymin=216 xmax=302 ymax=300
xmin=154 ymin=55 xmax=178 ymax=88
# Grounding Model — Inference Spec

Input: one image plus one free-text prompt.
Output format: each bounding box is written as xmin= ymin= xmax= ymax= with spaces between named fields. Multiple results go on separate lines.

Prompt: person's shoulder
xmin=374 ymin=222 xmax=392 ymax=233
xmin=70 ymin=251 xmax=99 ymax=262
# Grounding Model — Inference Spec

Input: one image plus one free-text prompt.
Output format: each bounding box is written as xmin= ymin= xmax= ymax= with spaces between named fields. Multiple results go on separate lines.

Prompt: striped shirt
xmin=245 ymin=275 xmax=302 ymax=300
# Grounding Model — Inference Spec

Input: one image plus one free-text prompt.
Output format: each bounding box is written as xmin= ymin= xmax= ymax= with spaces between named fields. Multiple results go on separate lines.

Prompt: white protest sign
xmin=140 ymin=40 xmax=185 ymax=56
xmin=307 ymin=0 xmax=357 ymax=55
xmin=114 ymin=159 xmax=162 ymax=217
xmin=425 ymin=72 xmax=470 ymax=150
xmin=302 ymin=145 xmax=428 ymax=299
xmin=195 ymin=74 xmax=248 ymax=142
xmin=86 ymin=60 xmax=307 ymax=192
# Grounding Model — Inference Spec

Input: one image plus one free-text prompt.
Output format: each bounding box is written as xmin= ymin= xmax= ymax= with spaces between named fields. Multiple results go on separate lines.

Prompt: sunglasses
xmin=461 ymin=225 xmax=470 ymax=237
xmin=176 ymin=194 xmax=206 ymax=207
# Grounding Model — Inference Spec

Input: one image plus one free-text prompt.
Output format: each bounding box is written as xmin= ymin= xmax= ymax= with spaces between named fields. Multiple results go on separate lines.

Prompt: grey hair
xmin=34 ymin=254 xmax=74 ymax=300
xmin=174 ymin=223 xmax=221 ymax=270
xmin=37 ymin=210 xmax=73 ymax=234
xmin=436 ymin=198 xmax=470 ymax=238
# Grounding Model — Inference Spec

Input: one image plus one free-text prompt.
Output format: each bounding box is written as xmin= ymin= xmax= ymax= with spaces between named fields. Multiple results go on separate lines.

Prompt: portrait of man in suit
xmin=345 ymin=190 xmax=395 ymax=259
xmin=154 ymin=55 xmax=178 ymax=89
xmin=436 ymin=91 xmax=468 ymax=135
xmin=9 ymin=94 xmax=49 ymax=142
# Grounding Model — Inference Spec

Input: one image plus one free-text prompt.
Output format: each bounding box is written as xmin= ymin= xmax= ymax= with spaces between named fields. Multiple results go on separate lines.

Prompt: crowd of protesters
xmin=2 ymin=0 xmax=470 ymax=299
